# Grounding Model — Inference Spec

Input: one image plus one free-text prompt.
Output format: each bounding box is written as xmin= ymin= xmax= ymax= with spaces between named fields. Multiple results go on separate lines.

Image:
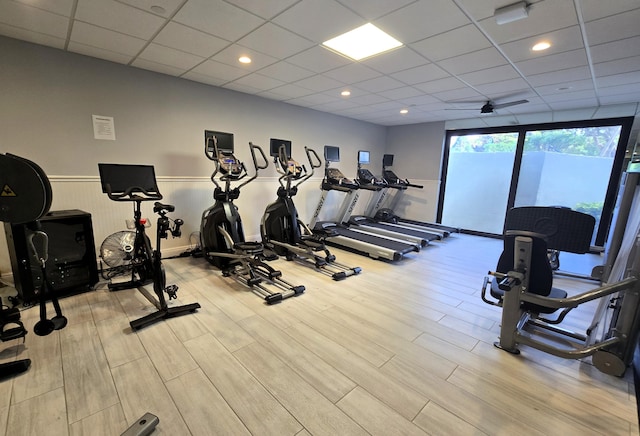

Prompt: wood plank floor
xmin=1 ymin=233 xmax=638 ymax=435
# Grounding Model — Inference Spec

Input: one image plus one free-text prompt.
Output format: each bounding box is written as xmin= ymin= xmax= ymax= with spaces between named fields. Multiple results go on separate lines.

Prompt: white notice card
xmin=92 ymin=115 xmax=116 ymax=140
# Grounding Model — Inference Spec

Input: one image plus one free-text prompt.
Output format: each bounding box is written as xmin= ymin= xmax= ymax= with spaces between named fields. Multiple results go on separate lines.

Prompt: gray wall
xmin=0 ymin=36 xmax=446 ymax=276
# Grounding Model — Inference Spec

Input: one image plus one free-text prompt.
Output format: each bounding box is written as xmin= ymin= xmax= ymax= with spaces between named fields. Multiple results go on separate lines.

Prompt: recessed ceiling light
xmin=400 ymin=109 xmax=409 ymax=114
xmin=239 ymin=56 xmax=252 ymax=64
xmin=532 ymin=41 xmax=551 ymax=51
xmin=150 ymin=5 xmax=166 ymax=14
xmin=341 ymin=90 xmax=351 ymax=97
xmin=322 ymin=23 xmax=402 ymax=61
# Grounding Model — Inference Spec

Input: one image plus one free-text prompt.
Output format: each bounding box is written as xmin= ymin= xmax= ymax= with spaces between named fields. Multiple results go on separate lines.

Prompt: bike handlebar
xmin=105 ymin=184 xmax=163 ymax=202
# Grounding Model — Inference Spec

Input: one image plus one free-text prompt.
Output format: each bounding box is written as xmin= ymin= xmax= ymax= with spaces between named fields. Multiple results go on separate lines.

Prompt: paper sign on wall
xmin=92 ymin=115 xmax=116 ymax=140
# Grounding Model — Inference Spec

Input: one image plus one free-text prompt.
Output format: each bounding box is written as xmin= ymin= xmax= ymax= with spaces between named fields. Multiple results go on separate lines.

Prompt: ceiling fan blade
xmin=492 ymin=99 xmax=529 ymax=110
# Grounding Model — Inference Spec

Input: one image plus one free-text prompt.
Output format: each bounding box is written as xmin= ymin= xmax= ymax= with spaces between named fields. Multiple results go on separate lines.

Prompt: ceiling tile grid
xmin=0 ymin=0 xmax=639 ymax=127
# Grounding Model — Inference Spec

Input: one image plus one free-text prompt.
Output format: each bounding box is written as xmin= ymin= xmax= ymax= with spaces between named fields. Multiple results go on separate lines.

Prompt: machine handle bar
xmin=105 ymin=184 xmax=163 ymax=202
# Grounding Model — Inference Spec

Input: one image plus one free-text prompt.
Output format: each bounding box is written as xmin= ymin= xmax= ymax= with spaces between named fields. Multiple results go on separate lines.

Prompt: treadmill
xmin=309 ymin=146 xmax=419 ymax=261
xmin=347 ymin=150 xmax=440 ymax=244
xmin=374 ymin=154 xmax=460 ymax=236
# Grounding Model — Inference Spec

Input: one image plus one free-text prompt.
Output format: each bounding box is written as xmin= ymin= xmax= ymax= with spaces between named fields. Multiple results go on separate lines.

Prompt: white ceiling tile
xmin=71 ymin=21 xmax=147 ymax=56
xmin=410 ymin=25 xmax=492 ymax=62
xmin=286 ymin=45 xmax=351 ymax=73
xmin=361 ymin=47 xmax=428 ymax=75
xmin=223 ymin=0 xmax=299 ymax=20
xmin=294 ymin=74 xmax=344 ymax=92
xmin=211 ymin=44 xmax=278 ymax=70
xmin=116 ymin=0 xmax=184 ymax=18
xmin=190 ymin=59 xmax=249 ymax=82
xmin=458 ymin=65 xmax=520 ymax=86
xmin=67 ymin=41 xmax=133 ymax=64
xmin=222 ymin=81 xmax=263 ymax=94
xmin=335 ymin=0 xmax=415 ymax=20
xmin=548 ymin=99 xmax=599 ymax=112
xmin=527 ymin=66 xmax=591 ymax=87
xmin=308 ymin=98 xmax=360 ymax=111
xmin=377 ymin=86 xmax=423 ymax=100
xmin=593 ymin=56 xmax=640 ymax=77
xmin=273 ymin=0 xmax=364 ymax=43
xmin=584 ymin=8 xmax=640 ymax=46
xmin=432 ymin=87 xmax=485 ymax=103
xmin=541 ymin=89 xmax=597 ymax=103
xmin=398 ymin=94 xmax=442 ymax=106
xmin=534 ymin=79 xmax=594 ymax=96
xmin=265 ymin=83 xmax=315 ymax=99
xmin=0 ymin=0 xmax=69 ymax=38
xmin=474 ymin=78 xmax=531 ymax=96
xmin=597 ymin=72 xmax=640 ymax=88
xmin=477 ymin=0 xmax=578 ymax=44
xmin=138 ymin=43 xmax=204 ymax=70
xmin=75 ymin=0 xmax=165 ymax=39
xmin=228 ymin=73 xmax=286 ymax=91
xmin=173 ymin=0 xmax=265 ymax=42
xmin=153 ymin=22 xmax=230 ymax=58
xmin=131 ymin=57 xmax=186 ymax=76
xmin=237 ymin=23 xmax=314 ymax=59
xmin=355 ymin=75 xmax=405 ymax=93
xmin=482 ymin=114 xmax=518 ymax=127
xmin=323 ymin=63 xmax=380 ymax=84
xmin=374 ymin=0 xmax=470 ymax=44
xmin=500 ymin=25 xmax=584 ymax=63
xmin=580 ymin=0 xmax=640 ymax=22
xmin=348 ymin=93 xmax=391 ymax=105
xmin=593 ymin=103 xmax=639 ymax=118
xmin=598 ymin=82 xmax=640 ymax=98
xmin=600 ymin=93 xmax=640 ymax=106
xmin=438 ymin=47 xmax=508 ymax=76
xmin=514 ymin=112 xmax=554 ymax=124
xmin=182 ymin=71 xmax=227 ymax=87
xmin=391 ymin=63 xmax=449 ymax=85
xmin=0 ymin=23 xmax=65 ymax=49
xmin=515 ymin=49 xmax=587 ymax=76
xmin=590 ymin=36 xmax=640 ymax=64
xmin=258 ymin=61 xmax=315 ymax=82
xmin=13 ymin=0 xmax=75 ymax=16
xmin=413 ymin=76 xmax=466 ymax=94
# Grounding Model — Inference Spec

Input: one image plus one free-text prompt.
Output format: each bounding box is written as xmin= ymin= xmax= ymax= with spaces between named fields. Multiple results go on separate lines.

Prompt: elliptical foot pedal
xmin=292 ymin=285 xmax=305 ymax=294
xmin=1 ymin=323 xmax=27 ymax=342
xmin=0 ymin=359 xmax=31 ymax=379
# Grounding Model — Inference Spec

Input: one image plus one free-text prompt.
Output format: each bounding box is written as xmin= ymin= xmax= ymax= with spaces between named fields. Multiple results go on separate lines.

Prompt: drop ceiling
xmin=1 ymin=0 xmax=640 ymax=129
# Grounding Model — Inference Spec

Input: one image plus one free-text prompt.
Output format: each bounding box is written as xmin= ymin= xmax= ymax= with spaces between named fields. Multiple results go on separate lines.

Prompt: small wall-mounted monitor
xmin=383 ymin=154 xmax=394 ymax=167
xmin=358 ymin=150 xmax=370 ymax=165
xmin=205 ymin=130 xmax=234 ymax=153
xmin=270 ymin=138 xmax=292 ymax=158
xmin=324 ymin=145 xmax=340 ymax=162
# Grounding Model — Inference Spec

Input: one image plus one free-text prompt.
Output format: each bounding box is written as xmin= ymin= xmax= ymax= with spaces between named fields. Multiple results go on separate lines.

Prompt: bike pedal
xmin=165 ymin=285 xmax=179 ymax=299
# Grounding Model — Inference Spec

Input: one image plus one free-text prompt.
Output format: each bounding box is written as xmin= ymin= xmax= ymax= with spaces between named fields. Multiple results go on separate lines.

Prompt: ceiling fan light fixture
xmin=495 ymin=1 xmax=529 ymax=25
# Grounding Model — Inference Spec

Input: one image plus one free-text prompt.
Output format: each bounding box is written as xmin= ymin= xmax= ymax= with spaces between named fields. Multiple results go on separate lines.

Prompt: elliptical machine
xmin=261 ymin=141 xmax=361 ymax=280
xmin=200 ymin=131 xmax=305 ymax=303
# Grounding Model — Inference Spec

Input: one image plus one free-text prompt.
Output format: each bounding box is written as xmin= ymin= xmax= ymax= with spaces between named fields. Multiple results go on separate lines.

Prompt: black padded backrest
xmin=504 ymin=206 xmax=595 ymax=253
xmin=0 ymin=153 xmax=52 ymax=224
xmin=496 ymin=230 xmax=553 ymax=297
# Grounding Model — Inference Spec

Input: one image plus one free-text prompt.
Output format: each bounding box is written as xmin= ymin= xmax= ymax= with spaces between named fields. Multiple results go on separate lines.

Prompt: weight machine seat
xmin=504 ymin=206 xmax=595 ymax=254
xmin=491 ymin=231 xmax=568 ymax=314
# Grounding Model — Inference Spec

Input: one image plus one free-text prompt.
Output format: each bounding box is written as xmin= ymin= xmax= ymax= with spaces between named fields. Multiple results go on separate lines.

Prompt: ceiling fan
xmin=446 ymin=97 xmax=529 ymax=114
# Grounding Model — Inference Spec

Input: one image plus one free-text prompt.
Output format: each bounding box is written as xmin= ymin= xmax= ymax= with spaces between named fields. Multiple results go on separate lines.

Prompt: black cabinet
xmin=4 ymin=209 xmax=98 ymax=304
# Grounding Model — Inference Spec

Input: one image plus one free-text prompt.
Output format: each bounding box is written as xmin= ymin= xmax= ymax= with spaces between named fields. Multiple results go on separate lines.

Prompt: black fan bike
xmin=200 ymin=134 xmax=305 ymax=304
xmin=98 ymin=163 xmax=200 ymax=330
xmin=261 ymin=143 xmax=361 ymax=280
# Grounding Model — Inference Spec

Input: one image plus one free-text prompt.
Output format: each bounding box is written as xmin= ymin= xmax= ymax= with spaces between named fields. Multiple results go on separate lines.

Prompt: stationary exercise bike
xmin=200 ymin=131 xmax=305 ymax=303
xmin=0 ymin=153 xmax=69 ymax=378
xmin=98 ymin=163 xmax=200 ymax=330
xmin=261 ymin=140 xmax=361 ymax=280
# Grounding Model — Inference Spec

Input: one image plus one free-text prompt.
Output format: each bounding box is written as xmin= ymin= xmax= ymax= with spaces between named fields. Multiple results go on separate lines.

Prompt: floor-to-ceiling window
xmin=438 ymin=117 xmax=633 ymax=247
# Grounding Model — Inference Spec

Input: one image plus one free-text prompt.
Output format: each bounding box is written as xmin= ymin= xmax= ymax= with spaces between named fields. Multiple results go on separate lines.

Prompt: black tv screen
xmin=98 ymin=163 xmax=158 ymax=194
xmin=383 ymin=154 xmax=394 ymax=167
xmin=205 ymin=130 xmax=234 ymax=153
xmin=358 ymin=150 xmax=370 ymax=164
xmin=270 ymin=138 xmax=292 ymax=158
xmin=324 ymin=145 xmax=340 ymax=162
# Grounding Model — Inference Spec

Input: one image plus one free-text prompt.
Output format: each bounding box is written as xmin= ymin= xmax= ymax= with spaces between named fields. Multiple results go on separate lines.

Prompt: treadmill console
xmin=324 ymin=168 xmax=358 ymax=190
xmin=357 ymin=168 xmax=386 ymax=186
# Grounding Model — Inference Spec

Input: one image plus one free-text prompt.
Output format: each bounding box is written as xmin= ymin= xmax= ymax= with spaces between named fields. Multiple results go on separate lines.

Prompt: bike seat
xmin=153 ymin=202 xmax=175 ymax=214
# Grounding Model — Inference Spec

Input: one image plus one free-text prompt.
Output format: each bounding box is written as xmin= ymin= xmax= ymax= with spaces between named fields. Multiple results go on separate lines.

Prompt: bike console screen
xmin=98 ymin=163 xmax=159 ymax=195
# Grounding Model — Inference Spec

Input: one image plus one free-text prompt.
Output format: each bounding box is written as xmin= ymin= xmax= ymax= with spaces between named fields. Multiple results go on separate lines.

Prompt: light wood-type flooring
xmin=0 ymin=233 xmax=637 ymax=435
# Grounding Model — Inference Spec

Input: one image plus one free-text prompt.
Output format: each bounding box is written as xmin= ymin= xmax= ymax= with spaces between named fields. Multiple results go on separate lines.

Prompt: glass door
xmin=440 ymin=132 xmax=519 ymax=234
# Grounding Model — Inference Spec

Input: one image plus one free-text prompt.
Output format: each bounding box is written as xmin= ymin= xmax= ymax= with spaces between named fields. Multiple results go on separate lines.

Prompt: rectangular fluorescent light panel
xmin=322 ymin=23 xmax=402 ymax=61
